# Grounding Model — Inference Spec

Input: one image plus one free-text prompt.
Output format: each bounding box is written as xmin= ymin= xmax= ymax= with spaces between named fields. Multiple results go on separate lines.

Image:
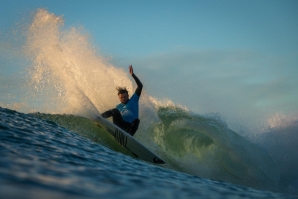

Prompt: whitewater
xmin=0 ymin=9 xmax=297 ymax=198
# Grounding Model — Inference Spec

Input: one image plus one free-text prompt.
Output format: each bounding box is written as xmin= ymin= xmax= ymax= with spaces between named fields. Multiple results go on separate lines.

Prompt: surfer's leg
xmin=101 ymin=110 xmax=113 ymax=118
xmin=111 ymin=108 xmax=121 ymax=123
xmin=128 ymin=119 xmax=140 ymax=136
xmin=111 ymin=108 xmax=128 ymax=130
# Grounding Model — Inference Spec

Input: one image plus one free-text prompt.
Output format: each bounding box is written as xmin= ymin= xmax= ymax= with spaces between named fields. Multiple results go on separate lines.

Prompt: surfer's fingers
xmin=129 ymin=65 xmax=133 ymax=74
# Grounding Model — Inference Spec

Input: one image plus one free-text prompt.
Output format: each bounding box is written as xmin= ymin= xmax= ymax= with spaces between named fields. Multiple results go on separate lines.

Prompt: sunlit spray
xmin=23 ymin=9 xmax=137 ymax=118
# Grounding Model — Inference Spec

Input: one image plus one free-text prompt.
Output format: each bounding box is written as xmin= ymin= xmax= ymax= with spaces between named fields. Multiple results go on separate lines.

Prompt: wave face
xmin=29 ymin=106 xmax=284 ymax=194
xmin=1 ymin=9 xmax=298 ymax=196
xmin=1 ymin=107 xmax=296 ymax=199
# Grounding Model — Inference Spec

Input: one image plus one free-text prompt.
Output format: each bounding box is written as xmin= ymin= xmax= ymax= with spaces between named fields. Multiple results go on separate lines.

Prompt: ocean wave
xmin=28 ymin=105 xmax=285 ymax=193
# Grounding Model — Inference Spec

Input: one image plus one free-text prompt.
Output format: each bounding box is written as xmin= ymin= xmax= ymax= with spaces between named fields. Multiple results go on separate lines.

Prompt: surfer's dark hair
xmin=116 ymin=87 xmax=128 ymax=95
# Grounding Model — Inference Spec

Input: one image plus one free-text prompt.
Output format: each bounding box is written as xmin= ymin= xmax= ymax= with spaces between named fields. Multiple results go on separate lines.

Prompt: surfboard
xmin=95 ymin=116 xmax=165 ymax=164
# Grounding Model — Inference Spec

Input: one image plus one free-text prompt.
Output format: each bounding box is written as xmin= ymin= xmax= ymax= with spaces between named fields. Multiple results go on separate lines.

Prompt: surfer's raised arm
xmin=129 ymin=65 xmax=143 ymax=97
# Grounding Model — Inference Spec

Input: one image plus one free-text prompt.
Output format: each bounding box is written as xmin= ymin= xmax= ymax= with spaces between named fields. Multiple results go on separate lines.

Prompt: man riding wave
xmin=101 ymin=65 xmax=143 ymax=136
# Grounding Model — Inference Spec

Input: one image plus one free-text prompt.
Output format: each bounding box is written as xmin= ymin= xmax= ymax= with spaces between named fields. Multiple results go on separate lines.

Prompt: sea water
xmin=1 ymin=9 xmax=298 ymax=198
xmin=0 ymin=107 xmax=296 ymax=199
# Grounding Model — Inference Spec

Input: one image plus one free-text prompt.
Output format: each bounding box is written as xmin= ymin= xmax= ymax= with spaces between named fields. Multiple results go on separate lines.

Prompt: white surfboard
xmin=95 ymin=116 xmax=165 ymax=164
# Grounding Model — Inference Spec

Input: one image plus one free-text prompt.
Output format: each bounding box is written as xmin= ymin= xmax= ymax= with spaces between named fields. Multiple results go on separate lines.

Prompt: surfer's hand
xmin=129 ymin=65 xmax=133 ymax=75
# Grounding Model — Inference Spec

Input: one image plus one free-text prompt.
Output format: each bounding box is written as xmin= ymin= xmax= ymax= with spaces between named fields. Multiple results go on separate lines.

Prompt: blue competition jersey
xmin=116 ymin=93 xmax=140 ymax=123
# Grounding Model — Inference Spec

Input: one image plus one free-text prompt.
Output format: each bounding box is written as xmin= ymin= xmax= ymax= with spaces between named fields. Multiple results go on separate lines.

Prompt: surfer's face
xmin=118 ymin=93 xmax=129 ymax=104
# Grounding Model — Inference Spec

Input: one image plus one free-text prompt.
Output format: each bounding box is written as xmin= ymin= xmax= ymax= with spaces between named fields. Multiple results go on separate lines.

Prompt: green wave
xmin=30 ymin=113 xmax=132 ymax=157
xmin=30 ymin=105 xmax=280 ymax=192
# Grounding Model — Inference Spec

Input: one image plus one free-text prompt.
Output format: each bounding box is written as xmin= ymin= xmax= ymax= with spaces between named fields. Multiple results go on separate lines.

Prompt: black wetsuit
xmin=101 ymin=73 xmax=143 ymax=136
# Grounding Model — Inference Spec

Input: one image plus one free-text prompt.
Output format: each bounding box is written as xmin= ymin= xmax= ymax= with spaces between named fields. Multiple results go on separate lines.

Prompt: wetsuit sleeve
xmin=132 ymin=73 xmax=143 ymax=97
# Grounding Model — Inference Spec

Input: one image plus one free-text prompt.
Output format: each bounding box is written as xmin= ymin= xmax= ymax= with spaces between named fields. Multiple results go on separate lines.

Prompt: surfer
xmin=101 ymin=65 xmax=143 ymax=136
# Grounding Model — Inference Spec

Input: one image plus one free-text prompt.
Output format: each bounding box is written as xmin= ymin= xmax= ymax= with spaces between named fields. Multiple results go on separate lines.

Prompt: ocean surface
xmin=0 ymin=106 xmax=297 ymax=199
xmin=1 ymin=8 xmax=298 ymax=199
